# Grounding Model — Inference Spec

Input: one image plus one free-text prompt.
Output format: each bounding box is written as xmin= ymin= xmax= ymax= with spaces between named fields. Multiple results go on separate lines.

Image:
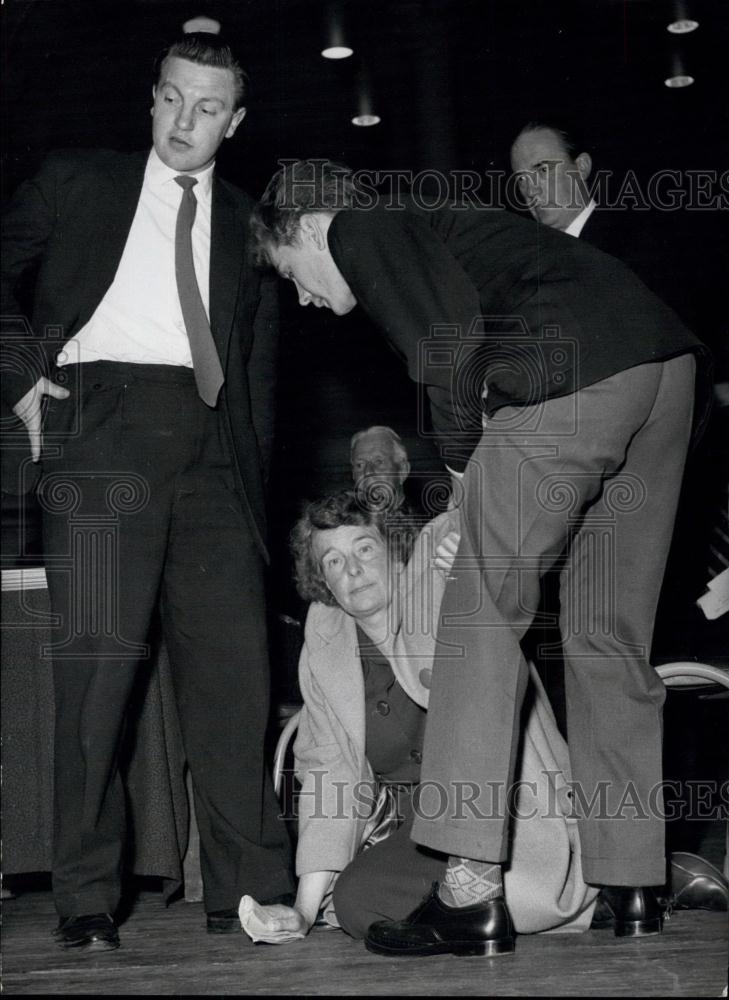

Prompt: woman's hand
xmin=434 ymin=530 xmax=460 ymax=574
xmin=239 ymin=871 xmax=334 ymax=944
xmin=238 ymin=895 xmax=313 ymax=944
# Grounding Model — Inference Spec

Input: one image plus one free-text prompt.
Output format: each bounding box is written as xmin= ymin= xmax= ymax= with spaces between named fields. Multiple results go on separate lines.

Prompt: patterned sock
xmin=438 ymin=856 xmax=504 ymax=908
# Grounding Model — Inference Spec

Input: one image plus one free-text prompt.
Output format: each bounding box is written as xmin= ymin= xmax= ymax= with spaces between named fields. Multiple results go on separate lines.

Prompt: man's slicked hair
xmin=514 ymin=120 xmax=594 ymax=162
xmin=250 ymin=159 xmax=358 ymax=266
xmin=154 ymin=32 xmax=250 ymax=110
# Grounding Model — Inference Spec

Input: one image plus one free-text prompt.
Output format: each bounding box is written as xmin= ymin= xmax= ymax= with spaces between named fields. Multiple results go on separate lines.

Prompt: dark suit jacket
xmin=580 ymin=207 xmax=695 ymax=328
xmin=1 ymin=149 xmax=277 ymax=557
xmin=328 ymin=200 xmax=708 ymax=470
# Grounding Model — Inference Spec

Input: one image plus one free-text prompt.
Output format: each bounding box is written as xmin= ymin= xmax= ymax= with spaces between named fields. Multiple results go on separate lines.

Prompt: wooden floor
xmin=2 ymin=885 xmax=727 ymax=997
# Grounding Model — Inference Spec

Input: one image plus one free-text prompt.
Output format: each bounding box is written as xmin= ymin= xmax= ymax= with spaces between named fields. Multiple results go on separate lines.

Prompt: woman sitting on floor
xmin=239 ymin=491 xmax=598 ymax=945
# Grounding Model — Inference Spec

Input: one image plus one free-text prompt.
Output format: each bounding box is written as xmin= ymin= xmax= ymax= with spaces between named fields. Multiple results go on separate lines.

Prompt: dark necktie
xmin=174 ymin=175 xmax=224 ymax=407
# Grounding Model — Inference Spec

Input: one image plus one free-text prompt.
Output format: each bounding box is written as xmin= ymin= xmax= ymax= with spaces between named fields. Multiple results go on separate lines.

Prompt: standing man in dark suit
xmin=251 ymin=159 xmax=707 ymax=957
xmin=509 ymin=121 xmax=694 ymax=323
xmin=1 ymin=27 xmax=293 ymax=951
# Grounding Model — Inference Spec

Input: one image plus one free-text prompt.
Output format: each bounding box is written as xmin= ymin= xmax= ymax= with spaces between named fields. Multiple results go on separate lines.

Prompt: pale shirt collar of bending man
xmin=510 ymin=125 xmax=593 ymax=233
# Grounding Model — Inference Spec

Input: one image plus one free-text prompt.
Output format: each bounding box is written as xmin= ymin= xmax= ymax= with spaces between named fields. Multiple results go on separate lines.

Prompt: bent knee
xmin=332 ymin=864 xmax=382 ymax=940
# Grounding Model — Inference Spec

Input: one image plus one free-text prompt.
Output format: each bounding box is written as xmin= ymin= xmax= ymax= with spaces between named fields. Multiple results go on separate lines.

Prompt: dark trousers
xmin=333 ymin=792 xmax=445 ymax=940
xmin=412 ymin=355 xmax=696 ymax=886
xmin=40 ymin=362 xmax=292 ymax=917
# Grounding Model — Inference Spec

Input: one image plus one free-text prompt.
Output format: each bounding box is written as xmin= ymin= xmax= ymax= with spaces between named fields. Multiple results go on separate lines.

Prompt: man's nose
xmin=175 ymin=105 xmax=195 ymax=131
xmin=294 ymin=281 xmax=312 ymax=306
xmin=519 ymin=172 xmax=541 ymax=198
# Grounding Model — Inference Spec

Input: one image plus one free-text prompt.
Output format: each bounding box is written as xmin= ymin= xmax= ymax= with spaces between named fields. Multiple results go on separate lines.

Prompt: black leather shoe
xmin=365 ymin=883 xmax=515 ymax=958
xmin=590 ymin=886 xmax=663 ymax=937
xmin=670 ymin=852 xmax=729 ymax=911
xmin=207 ymin=894 xmax=297 ymax=934
xmin=54 ymin=914 xmax=120 ymax=951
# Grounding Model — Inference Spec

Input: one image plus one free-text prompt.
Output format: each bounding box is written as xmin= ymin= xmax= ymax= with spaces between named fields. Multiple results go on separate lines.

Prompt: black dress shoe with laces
xmin=207 ymin=893 xmax=297 ymax=934
xmin=590 ymin=886 xmax=664 ymax=937
xmin=54 ymin=913 xmax=120 ymax=951
xmin=365 ymin=883 xmax=515 ymax=958
xmin=670 ymin=852 xmax=729 ymax=911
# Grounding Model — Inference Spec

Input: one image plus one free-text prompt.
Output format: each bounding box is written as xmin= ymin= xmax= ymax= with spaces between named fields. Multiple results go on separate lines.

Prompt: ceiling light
xmin=322 ymin=5 xmax=353 ymax=59
xmin=322 ymin=45 xmax=353 ymax=59
xmin=667 ymin=19 xmax=699 ymax=33
xmin=352 ymin=114 xmax=381 ymax=126
xmin=664 ymin=74 xmax=695 ymax=87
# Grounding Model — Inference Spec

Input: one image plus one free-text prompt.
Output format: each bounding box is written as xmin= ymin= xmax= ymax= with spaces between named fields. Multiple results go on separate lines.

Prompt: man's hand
xmin=238 ymin=895 xmax=313 ymax=944
xmin=12 ymin=376 xmax=70 ymax=461
xmin=434 ymin=530 xmax=461 ymax=574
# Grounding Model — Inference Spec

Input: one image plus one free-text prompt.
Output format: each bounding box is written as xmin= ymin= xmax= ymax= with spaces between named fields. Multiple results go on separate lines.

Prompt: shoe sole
xmin=365 ymin=936 xmax=515 ymax=958
xmin=614 ymin=917 xmax=663 ymax=938
xmin=61 ymin=938 xmax=120 ymax=952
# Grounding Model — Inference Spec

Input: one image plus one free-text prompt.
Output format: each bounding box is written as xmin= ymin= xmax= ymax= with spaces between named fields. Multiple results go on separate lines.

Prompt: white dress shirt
xmin=564 ymin=198 xmax=597 ymax=238
xmin=59 ymin=149 xmax=214 ymax=367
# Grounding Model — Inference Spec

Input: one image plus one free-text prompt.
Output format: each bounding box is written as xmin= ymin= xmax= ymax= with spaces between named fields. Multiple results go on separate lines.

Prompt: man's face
xmin=268 ymin=218 xmax=357 ymax=316
xmin=351 ymin=432 xmax=408 ymax=510
xmin=312 ymin=524 xmax=393 ymax=621
xmin=152 ymin=56 xmax=246 ymax=174
xmin=510 ymin=128 xmax=590 ymax=231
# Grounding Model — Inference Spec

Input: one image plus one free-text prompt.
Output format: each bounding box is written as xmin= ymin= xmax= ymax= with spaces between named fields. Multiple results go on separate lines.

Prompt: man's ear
xmin=225 ymin=107 xmax=247 ymax=140
xmin=398 ymin=460 xmax=411 ymax=485
xmin=575 ymin=152 xmax=592 ymax=180
xmin=299 ymin=213 xmax=329 ymax=250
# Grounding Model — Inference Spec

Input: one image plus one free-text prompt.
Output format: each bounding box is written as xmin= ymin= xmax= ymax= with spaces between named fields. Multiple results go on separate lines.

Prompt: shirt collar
xmin=564 ymin=198 xmax=597 ymax=238
xmin=145 ymin=148 xmax=215 ymax=202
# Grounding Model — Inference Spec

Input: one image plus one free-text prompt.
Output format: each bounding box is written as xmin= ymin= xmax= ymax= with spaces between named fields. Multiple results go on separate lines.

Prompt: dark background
xmin=2 ymin=0 xmax=728 ymax=692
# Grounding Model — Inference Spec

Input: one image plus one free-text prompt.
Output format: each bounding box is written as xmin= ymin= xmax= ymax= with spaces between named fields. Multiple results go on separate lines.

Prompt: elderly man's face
xmin=268 ymin=217 xmax=357 ymax=316
xmin=351 ymin=432 xmax=408 ymax=511
xmin=152 ymin=56 xmax=246 ymax=174
xmin=313 ymin=524 xmax=393 ymax=621
xmin=510 ymin=128 xmax=590 ymax=231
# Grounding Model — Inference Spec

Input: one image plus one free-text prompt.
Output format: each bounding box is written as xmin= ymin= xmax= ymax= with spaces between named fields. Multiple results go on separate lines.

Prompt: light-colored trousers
xmin=412 ymin=354 xmax=696 ymax=886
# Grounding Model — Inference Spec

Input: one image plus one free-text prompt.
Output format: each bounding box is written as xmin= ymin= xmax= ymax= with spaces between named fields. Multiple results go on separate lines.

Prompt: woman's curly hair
xmin=290 ymin=490 xmax=418 ymax=606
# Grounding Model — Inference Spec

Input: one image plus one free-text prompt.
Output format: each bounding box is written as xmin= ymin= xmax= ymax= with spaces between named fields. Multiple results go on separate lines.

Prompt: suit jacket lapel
xmin=79 ymin=152 xmax=147 ymax=324
xmin=210 ymin=177 xmax=246 ymax=365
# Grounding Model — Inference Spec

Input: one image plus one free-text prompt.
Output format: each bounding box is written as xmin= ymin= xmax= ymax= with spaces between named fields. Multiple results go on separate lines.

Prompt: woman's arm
xmin=293 ymin=870 xmax=335 ymax=929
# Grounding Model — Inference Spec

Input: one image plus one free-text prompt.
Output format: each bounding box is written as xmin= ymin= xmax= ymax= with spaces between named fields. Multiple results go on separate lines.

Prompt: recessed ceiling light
xmin=352 ymin=114 xmax=381 ymax=126
xmin=322 ymin=46 xmax=353 ymax=59
xmin=664 ymin=74 xmax=695 ymax=87
xmin=667 ymin=19 xmax=699 ymax=33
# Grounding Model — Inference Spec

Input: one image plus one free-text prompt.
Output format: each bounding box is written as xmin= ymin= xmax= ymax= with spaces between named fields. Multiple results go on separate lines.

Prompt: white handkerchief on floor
xmin=238 ymin=895 xmax=307 ymax=944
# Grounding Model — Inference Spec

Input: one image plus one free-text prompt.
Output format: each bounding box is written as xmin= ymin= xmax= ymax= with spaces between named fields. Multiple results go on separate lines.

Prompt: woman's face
xmin=312 ymin=524 xmax=394 ymax=620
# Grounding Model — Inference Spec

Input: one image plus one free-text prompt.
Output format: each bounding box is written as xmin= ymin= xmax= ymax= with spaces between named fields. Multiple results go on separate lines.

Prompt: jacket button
xmin=376 ymin=700 xmax=390 ymax=716
xmin=409 ymin=749 xmax=422 ymax=763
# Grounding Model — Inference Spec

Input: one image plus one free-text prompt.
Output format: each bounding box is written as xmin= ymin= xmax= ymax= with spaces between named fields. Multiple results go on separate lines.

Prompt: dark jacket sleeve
xmin=247 ymin=271 xmax=279 ymax=484
xmin=1 ymin=156 xmax=60 ymax=410
xmin=328 ymin=207 xmax=483 ymax=471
